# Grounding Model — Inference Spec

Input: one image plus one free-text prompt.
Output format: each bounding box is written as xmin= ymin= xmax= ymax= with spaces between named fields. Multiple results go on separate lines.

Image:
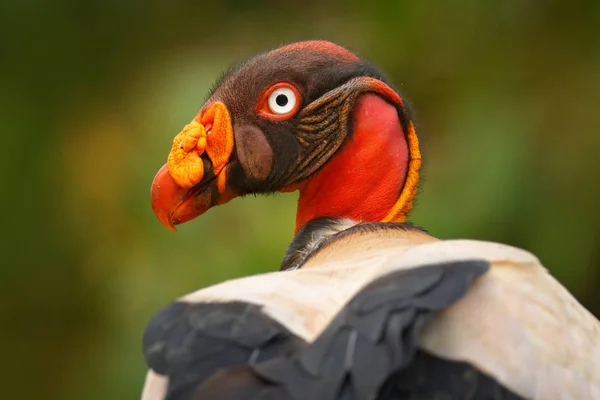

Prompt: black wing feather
xmin=143 ymin=301 xmax=306 ymax=400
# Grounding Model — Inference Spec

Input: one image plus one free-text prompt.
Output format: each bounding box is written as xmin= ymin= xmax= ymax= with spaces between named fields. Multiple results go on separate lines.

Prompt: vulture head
xmin=151 ymin=41 xmax=421 ymax=233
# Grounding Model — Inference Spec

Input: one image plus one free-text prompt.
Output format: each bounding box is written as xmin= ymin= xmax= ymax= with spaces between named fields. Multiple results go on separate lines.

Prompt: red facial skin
xmin=293 ymin=93 xmax=408 ymax=233
xmin=270 ymin=41 xmax=359 ymax=63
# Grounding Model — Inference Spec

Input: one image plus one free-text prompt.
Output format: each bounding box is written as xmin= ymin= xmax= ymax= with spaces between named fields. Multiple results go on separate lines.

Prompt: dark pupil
xmin=275 ymin=94 xmax=289 ymax=107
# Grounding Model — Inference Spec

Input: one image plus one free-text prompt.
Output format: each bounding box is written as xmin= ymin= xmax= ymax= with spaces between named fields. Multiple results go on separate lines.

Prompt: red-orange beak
xmin=150 ymin=102 xmax=237 ymax=230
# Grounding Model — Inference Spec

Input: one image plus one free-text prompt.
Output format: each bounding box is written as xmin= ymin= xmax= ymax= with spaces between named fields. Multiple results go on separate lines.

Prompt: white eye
xmin=267 ymin=87 xmax=297 ymax=115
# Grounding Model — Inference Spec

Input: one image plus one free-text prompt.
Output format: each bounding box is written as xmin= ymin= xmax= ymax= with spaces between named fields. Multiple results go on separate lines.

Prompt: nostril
xmin=205 ymin=123 xmax=213 ymax=135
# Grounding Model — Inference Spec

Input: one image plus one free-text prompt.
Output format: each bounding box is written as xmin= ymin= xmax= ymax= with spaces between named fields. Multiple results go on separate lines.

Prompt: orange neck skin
xmin=294 ymin=94 xmax=409 ymax=233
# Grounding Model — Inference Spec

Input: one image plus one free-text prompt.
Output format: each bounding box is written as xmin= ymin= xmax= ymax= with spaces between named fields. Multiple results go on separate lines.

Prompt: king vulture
xmin=144 ymin=41 xmax=600 ymax=400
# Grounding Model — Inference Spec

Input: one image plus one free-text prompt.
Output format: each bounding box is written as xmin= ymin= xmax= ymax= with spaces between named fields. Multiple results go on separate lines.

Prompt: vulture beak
xmin=150 ymin=101 xmax=237 ymax=231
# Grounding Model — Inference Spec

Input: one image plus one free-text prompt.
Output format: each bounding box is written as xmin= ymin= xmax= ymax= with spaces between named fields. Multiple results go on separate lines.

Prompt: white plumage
xmin=142 ymin=224 xmax=600 ymax=400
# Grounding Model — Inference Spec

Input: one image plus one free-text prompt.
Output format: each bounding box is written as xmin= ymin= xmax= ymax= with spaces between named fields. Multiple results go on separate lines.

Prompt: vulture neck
xmin=295 ymin=94 xmax=410 ymax=233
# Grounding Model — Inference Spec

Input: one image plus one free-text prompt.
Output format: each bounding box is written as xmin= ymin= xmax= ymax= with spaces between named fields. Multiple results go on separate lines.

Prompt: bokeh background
xmin=2 ymin=1 xmax=599 ymax=398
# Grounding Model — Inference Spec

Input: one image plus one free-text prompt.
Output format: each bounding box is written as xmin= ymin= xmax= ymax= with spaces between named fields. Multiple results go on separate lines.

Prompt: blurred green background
xmin=1 ymin=0 xmax=599 ymax=398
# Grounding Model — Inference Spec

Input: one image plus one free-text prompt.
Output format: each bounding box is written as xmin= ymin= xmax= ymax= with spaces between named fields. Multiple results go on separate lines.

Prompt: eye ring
xmin=257 ymin=82 xmax=301 ymax=121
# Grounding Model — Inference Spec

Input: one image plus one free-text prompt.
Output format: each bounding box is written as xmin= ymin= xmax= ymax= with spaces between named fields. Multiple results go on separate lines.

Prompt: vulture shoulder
xmin=142 ymin=222 xmax=600 ymax=400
